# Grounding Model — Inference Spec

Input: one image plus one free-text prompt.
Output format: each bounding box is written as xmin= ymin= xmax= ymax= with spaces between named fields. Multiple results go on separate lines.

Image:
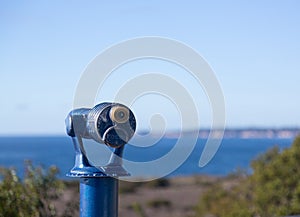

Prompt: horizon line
xmin=1 ymin=126 xmax=300 ymax=137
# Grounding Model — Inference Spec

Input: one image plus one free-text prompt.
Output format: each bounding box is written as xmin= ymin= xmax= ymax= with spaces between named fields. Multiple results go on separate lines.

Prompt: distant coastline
xmin=1 ymin=128 xmax=300 ymax=139
xmin=162 ymin=128 xmax=300 ymax=139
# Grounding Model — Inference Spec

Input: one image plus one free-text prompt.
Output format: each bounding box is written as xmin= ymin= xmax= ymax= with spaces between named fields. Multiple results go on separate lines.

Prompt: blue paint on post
xmin=80 ymin=177 xmax=118 ymax=217
xmin=66 ymin=103 xmax=136 ymax=217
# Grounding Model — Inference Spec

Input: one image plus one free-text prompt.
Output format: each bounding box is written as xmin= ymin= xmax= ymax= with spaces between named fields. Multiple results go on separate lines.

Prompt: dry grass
xmin=54 ymin=175 xmax=228 ymax=217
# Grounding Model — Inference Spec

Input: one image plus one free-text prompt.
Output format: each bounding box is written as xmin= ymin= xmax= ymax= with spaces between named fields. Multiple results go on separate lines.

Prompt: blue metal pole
xmin=66 ymin=103 xmax=136 ymax=217
xmin=80 ymin=177 xmax=118 ymax=217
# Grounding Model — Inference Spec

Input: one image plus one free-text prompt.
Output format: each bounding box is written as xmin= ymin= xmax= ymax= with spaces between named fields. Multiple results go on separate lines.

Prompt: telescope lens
xmin=110 ymin=106 xmax=129 ymax=123
xmin=118 ymin=111 xmax=125 ymax=119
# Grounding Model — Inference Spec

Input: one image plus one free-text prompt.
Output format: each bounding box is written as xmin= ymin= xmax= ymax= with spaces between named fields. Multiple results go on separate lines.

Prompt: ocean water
xmin=0 ymin=136 xmax=294 ymax=179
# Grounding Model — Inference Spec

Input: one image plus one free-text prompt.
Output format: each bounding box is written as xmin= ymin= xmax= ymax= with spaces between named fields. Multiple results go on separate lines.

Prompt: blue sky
xmin=1 ymin=1 xmax=300 ymax=135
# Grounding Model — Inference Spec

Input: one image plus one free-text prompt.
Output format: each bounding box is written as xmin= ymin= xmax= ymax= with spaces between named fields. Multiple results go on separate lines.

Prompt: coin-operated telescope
xmin=65 ymin=102 xmax=136 ymax=217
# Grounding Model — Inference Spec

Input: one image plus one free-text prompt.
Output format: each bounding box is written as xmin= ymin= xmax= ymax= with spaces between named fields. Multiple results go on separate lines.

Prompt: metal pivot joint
xmin=65 ymin=102 xmax=136 ymax=217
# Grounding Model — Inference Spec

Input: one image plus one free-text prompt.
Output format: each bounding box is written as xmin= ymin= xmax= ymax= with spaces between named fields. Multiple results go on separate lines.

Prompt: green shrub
xmin=251 ymin=136 xmax=300 ymax=216
xmin=0 ymin=161 xmax=64 ymax=217
xmin=196 ymin=181 xmax=254 ymax=217
xmin=195 ymin=136 xmax=300 ymax=217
